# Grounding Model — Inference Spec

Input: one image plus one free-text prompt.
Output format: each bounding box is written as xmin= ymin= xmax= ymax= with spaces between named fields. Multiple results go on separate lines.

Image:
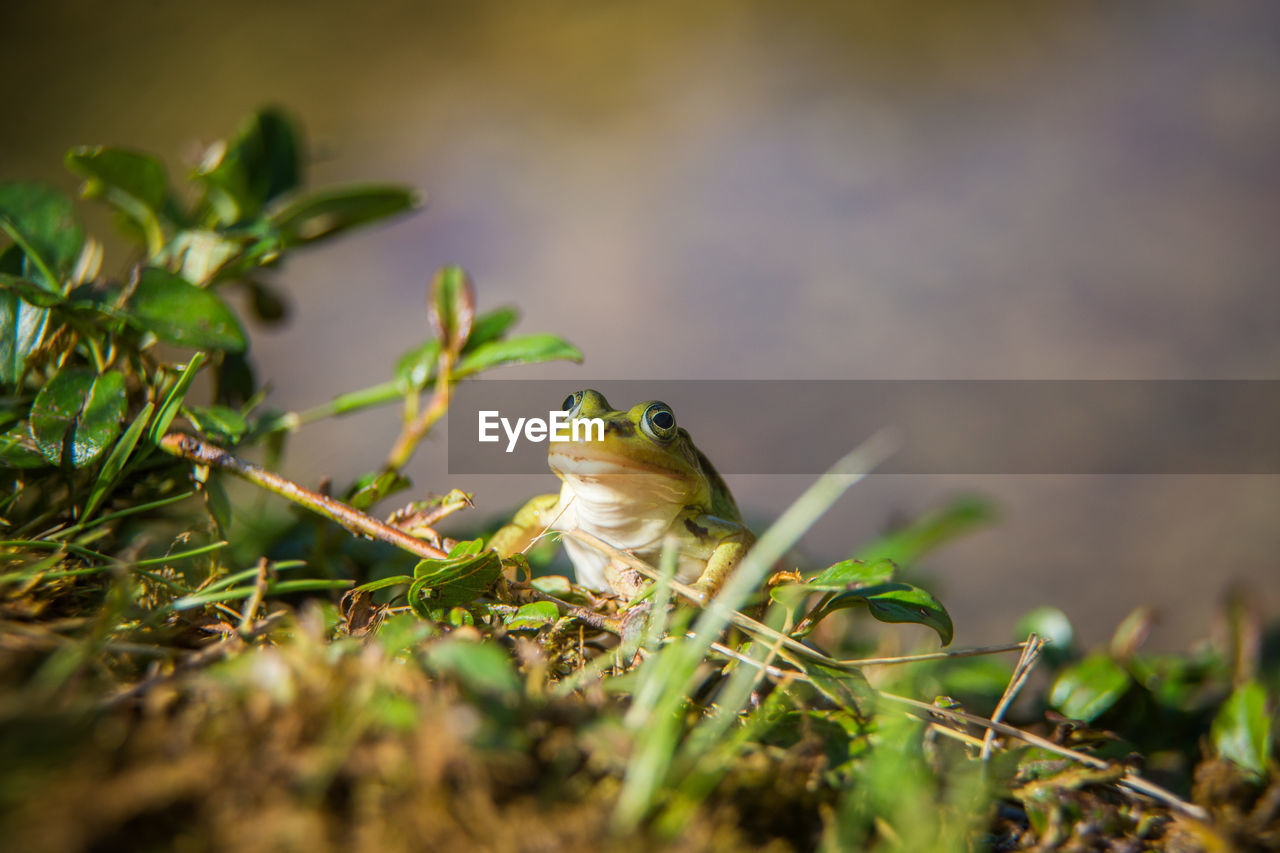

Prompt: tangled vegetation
xmin=1 ymin=109 xmax=1276 ymax=852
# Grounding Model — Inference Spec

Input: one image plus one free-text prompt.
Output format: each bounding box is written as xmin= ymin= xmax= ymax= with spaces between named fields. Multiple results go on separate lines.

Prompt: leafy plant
xmin=2 ymin=108 xmax=1276 ymax=853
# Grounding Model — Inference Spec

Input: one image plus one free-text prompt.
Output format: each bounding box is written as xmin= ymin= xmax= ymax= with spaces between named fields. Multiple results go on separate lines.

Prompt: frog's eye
xmin=641 ymin=402 xmax=677 ymax=441
xmin=562 ymin=391 xmax=583 ymax=416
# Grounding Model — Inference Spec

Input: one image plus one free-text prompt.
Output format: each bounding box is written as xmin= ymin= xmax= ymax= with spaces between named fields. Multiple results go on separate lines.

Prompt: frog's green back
xmin=689 ymin=438 xmax=743 ymax=524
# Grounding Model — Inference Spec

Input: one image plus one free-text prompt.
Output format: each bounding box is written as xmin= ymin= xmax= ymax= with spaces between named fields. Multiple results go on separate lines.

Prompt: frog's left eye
xmin=641 ymin=402 xmax=677 ymax=441
xmin=562 ymin=391 xmax=583 ymax=416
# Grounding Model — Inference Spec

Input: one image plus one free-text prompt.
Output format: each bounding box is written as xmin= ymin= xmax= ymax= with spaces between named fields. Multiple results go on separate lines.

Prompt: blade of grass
xmin=81 ymin=401 xmax=154 ymax=521
xmin=613 ymin=432 xmax=896 ymax=829
xmin=147 ymin=353 xmax=206 ymax=445
xmin=169 ymin=578 xmax=352 ymax=611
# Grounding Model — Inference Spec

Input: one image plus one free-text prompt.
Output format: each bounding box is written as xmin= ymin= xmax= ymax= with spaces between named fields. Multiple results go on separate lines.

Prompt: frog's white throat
xmin=550 ymin=471 xmax=687 ymax=545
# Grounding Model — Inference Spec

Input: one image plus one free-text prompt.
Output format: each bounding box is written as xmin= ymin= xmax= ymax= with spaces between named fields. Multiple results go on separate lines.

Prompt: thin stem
xmin=877 ymin=691 xmax=1209 ymax=821
xmin=701 ymin=639 xmax=1209 ymax=823
xmin=981 ymin=634 xmax=1044 ymax=761
xmin=384 ymin=351 xmax=453 ymax=471
xmin=158 ymin=433 xmax=448 ymax=559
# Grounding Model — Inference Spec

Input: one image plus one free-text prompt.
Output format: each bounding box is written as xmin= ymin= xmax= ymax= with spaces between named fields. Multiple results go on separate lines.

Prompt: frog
xmin=489 ymin=389 xmax=753 ymax=601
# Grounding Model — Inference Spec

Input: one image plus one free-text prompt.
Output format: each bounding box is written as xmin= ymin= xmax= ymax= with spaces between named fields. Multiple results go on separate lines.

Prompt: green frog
xmin=490 ymin=389 xmax=753 ymax=600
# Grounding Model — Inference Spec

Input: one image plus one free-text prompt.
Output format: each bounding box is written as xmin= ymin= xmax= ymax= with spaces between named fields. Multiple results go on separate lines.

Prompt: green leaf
xmin=126 ymin=268 xmax=246 ymax=351
xmin=856 ymin=496 xmax=995 ymax=566
xmin=29 ymin=369 xmax=126 ymax=467
xmin=505 ymin=600 xmax=559 ymax=631
xmin=797 ymin=661 xmax=875 ymax=716
xmin=393 ymin=308 xmax=519 ymax=391
xmin=1015 ymin=606 xmax=1074 ymax=666
xmin=466 ymin=307 xmax=519 ymax=351
xmin=811 ymin=558 xmax=896 ymax=587
xmin=1211 ymin=680 xmax=1271 ymax=778
xmin=147 ymin=353 xmax=206 ymax=445
xmin=429 ymin=265 xmax=475 ymax=357
xmin=166 ymin=229 xmax=243 ymax=285
xmin=530 ymin=575 xmax=573 ymax=597
xmin=447 ymin=538 xmax=485 ymax=558
xmin=408 ymin=551 xmax=503 ymax=613
xmin=0 ymin=273 xmax=65 ymax=307
xmin=270 ymin=184 xmax=418 ymax=245
xmin=797 ymin=581 xmax=953 ymax=646
xmin=453 ymin=334 xmax=583 ymax=378
xmin=195 ymin=108 xmax=303 ymax=224
xmin=770 ymin=558 xmax=896 ymax=605
xmin=394 ymin=339 xmax=441 ymax=391
xmin=0 ymin=288 xmax=50 ymax=385
xmin=394 ymin=306 xmax=524 ymax=389
xmin=425 ymin=637 xmax=520 ymax=698
xmin=0 ymin=181 xmax=85 ymax=288
xmin=1049 ymin=653 xmax=1132 ymax=722
xmin=182 ymin=404 xmax=248 ymax=443
xmin=65 ymin=147 xmax=168 ymax=253
xmin=0 ymin=423 xmax=47 ymax=468
xmin=83 ymin=401 xmax=154 ymax=519
xmin=350 ymin=575 xmax=414 ymax=597
xmin=346 ymin=469 xmax=411 ymax=511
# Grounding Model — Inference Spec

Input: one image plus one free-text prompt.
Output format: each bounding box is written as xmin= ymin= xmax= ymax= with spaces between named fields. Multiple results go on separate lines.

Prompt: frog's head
xmin=548 ymin=389 xmax=708 ymax=511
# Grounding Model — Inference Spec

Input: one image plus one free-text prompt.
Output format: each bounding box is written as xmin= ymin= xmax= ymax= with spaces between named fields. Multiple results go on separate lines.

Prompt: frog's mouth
xmin=548 ymin=442 xmax=692 ymax=506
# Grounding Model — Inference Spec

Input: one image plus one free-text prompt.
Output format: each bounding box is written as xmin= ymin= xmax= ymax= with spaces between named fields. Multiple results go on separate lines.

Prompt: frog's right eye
xmin=562 ymin=391 xmax=583 ymax=415
xmin=640 ymin=402 xmax=677 ymax=441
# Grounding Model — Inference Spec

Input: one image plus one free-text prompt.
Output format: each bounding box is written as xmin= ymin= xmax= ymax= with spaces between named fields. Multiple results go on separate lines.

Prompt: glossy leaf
xmin=394 ymin=339 xmax=441 ymax=391
xmin=811 ymin=558 xmax=897 ymax=588
xmin=530 ymin=575 xmax=574 ymax=597
xmin=271 ymin=185 xmax=417 ymax=245
xmin=65 ymin=147 xmax=168 ymax=252
xmin=453 ymin=334 xmax=583 ymax=378
xmin=126 ymin=268 xmax=246 ymax=351
xmin=447 ymin=538 xmax=485 ymax=558
xmin=346 ymin=469 xmax=411 ymax=511
xmin=167 ymin=229 xmax=243 ymax=285
xmin=799 ymin=581 xmax=954 ymax=646
xmin=0 ymin=181 xmax=85 ymax=287
xmin=429 ymin=265 xmax=475 ymax=357
xmin=408 ymin=550 xmax=503 ymax=614
xmin=29 ymin=369 xmax=126 ymax=467
xmin=466 ymin=306 xmax=518 ymax=350
xmin=1211 ymin=680 xmax=1271 ymax=777
xmin=769 ymin=558 xmax=896 ymax=605
xmin=1049 ymin=653 xmax=1131 ymax=722
xmin=394 ymin=307 xmax=520 ymax=391
xmin=195 ymin=108 xmax=303 ymax=224
xmin=505 ymin=601 xmax=559 ymax=631
xmin=0 ymin=288 xmax=49 ymax=385
xmin=183 ymin=404 xmax=248 ymax=443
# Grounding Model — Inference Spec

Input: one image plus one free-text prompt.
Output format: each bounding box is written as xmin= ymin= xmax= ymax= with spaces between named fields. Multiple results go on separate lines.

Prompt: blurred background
xmin=4 ymin=0 xmax=1277 ymax=648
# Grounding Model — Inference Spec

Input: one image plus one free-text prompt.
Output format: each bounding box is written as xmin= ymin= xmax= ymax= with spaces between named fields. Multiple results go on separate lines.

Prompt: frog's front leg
xmin=489 ymin=493 xmax=560 ymax=578
xmin=680 ymin=511 xmax=754 ymax=600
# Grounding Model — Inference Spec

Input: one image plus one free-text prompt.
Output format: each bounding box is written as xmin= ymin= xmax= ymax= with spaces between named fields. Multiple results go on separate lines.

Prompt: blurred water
xmin=4 ymin=0 xmax=1278 ymax=647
